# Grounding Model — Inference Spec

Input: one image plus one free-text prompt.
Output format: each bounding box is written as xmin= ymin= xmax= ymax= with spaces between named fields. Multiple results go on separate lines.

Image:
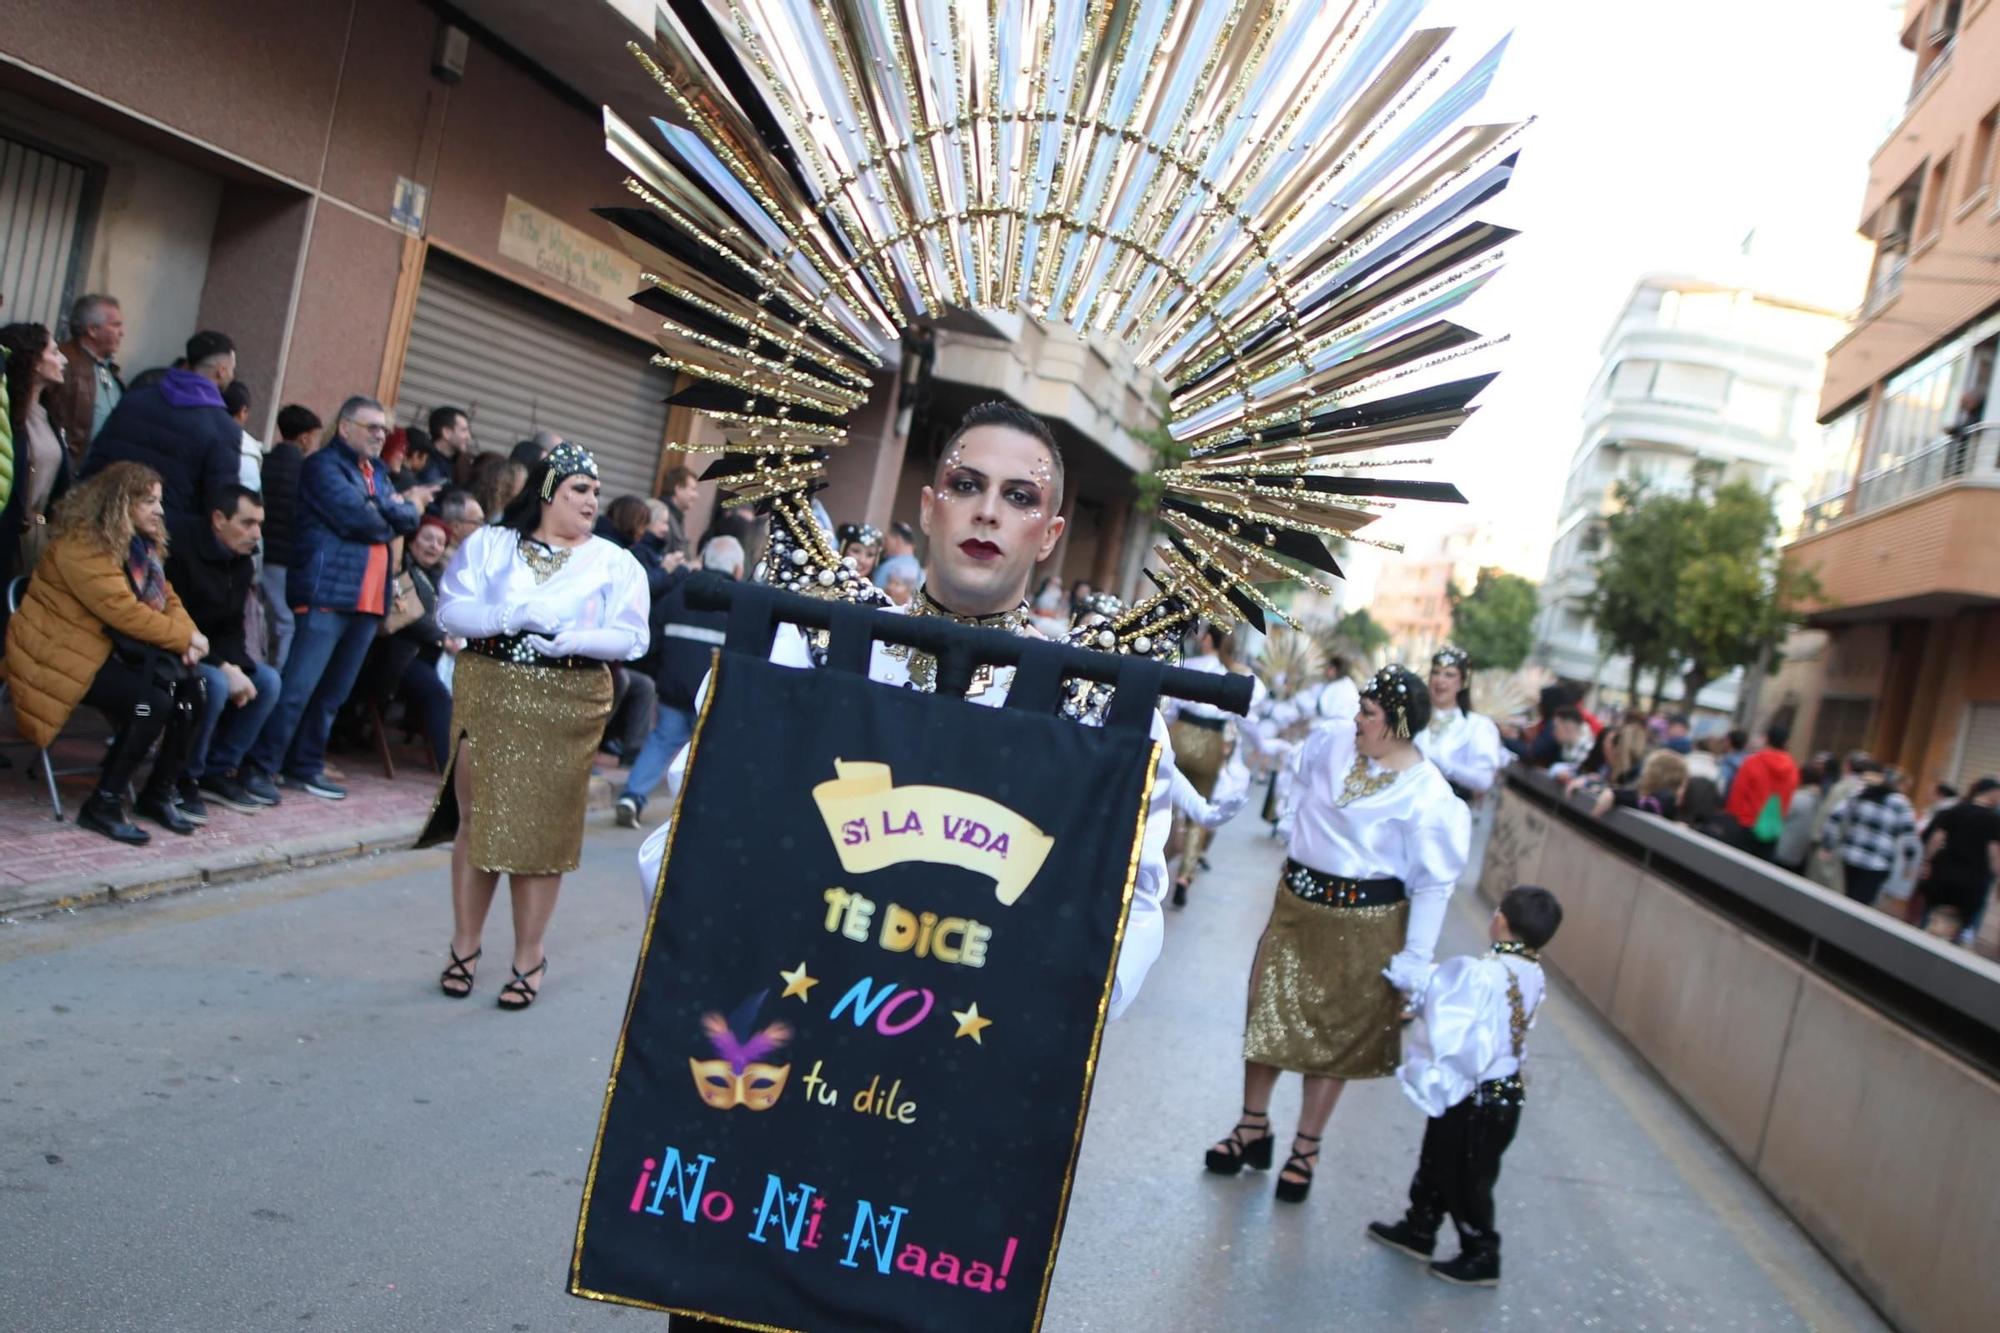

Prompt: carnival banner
xmin=571 ymin=643 xmax=1161 ymax=1331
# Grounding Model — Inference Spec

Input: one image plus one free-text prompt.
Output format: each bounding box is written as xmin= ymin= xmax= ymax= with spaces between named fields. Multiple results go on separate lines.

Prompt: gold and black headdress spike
xmin=593 ymin=2 xmax=1526 ymax=636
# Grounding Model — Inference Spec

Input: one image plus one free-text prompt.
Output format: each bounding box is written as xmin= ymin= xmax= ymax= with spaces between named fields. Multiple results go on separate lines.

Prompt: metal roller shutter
xmin=393 ymin=252 xmax=670 ymax=499
xmin=1955 ymin=703 xmax=2000 ymax=788
xmin=0 ymin=133 xmax=91 ymax=334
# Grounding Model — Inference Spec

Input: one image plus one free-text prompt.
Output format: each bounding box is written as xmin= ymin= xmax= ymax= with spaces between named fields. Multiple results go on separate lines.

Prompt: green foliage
xmin=1446 ymin=568 xmax=1538 ymax=670
xmin=1335 ymin=607 xmax=1391 ymax=657
xmin=1132 ymin=414 xmax=1189 ymax=515
xmin=1586 ymin=462 xmax=1820 ymax=707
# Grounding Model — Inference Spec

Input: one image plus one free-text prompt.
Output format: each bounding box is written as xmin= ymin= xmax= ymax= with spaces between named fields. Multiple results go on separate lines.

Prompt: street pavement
xmin=1 ymin=809 xmax=1889 ymax=1332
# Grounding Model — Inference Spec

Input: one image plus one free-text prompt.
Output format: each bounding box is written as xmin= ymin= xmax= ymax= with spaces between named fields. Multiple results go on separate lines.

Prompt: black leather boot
xmin=1367 ymin=1214 xmax=1440 ymax=1261
xmin=77 ymin=792 xmax=150 ymax=845
xmin=1429 ymin=1229 xmax=1500 ymax=1286
xmin=135 ymin=785 xmax=197 ymax=836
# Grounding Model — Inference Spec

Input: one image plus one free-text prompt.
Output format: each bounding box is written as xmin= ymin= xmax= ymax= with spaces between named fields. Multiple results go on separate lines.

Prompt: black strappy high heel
xmin=1204 ymin=1108 xmax=1274 ymax=1175
xmin=1274 ymin=1132 xmax=1322 ymax=1203
xmin=439 ymin=946 xmax=480 ymax=999
xmin=497 ymin=958 xmax=547 ymax=1011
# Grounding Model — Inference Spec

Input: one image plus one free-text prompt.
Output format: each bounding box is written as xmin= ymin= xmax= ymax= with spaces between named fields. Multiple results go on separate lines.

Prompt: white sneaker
xmin=614 ymin=796 xmax=640 ymax=828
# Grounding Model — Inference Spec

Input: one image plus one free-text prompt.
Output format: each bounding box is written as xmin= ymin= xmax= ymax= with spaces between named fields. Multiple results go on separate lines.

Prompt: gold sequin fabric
xmin=1243 ymin=878 xmax=1408 ymax=1079
xmin=1168 ymin=719 xmax=1229 ymax=885
xmin=416 ymin=650 xmax=612 ymax=874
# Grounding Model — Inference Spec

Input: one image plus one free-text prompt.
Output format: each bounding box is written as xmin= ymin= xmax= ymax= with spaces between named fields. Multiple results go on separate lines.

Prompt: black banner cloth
xmin=572 ymin=644 xmax=1161 ymax=1331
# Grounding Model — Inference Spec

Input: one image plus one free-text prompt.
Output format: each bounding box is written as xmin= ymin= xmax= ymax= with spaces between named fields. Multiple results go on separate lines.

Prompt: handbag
xmin=380 ymin=570 xmax=422 ymax=636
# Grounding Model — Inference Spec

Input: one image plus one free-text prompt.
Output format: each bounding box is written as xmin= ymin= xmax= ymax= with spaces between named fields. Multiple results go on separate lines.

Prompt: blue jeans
xmin=260 ymin=562 xmax=296 ymax=669
xmin=247 ymin=608 xmax=379 ymax=780
xmin=620 ymin=701 xmax=696 ymax=809
xmin=188 ymin=660 xmax=284 ymax=780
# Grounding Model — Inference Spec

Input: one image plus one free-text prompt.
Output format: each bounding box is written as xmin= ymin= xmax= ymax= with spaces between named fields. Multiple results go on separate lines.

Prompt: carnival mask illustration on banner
xmin=689 ymin=992 xmax=793 ymax=1112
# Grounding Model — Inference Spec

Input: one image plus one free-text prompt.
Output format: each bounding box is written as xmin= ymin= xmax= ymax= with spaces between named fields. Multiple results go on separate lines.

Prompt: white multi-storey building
xmin=1533 ymin=275 xmax=1850 ymax=717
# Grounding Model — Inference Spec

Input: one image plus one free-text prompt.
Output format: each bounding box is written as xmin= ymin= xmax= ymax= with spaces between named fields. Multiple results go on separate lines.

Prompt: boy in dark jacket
xmin=242 ymin=395 xmax=426 ymax=801
xmin=258 ymin=404 xmax=322 ymax=668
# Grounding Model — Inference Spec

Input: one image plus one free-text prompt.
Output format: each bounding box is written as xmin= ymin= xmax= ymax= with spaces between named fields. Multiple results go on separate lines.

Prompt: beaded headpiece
xmin=539 ymin=441 xmax=599 ymax=501
xmin=835 ymin=522 xmax=884 ymax=553
xmin=1362 ymin=664 xmax=1428 ymax=741
xmin=1432 ymin=645 xmax=1473 ymax=675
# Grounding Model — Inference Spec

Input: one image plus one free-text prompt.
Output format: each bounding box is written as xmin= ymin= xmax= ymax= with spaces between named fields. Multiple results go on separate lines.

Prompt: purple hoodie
xmin=156 ymin=367 xmax=225 ymax=410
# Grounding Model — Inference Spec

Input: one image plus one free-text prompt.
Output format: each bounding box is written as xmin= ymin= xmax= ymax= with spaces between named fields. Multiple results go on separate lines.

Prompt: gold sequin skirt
xmin=415 ymin=651 xmax=613 ymax=875
xmin=1243 ymin=879 xmax=1408 ymax=1079
xmin=1168 ymin=719 xmax=1227 ymax=796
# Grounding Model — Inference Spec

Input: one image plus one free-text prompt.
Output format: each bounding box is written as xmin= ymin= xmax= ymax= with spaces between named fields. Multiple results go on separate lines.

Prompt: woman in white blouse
xmin=1205 ymin=665 xmax=1470 ymax=1203
xmin=420 ymin=443 xmax=650 ymax=1010
xmin=1418 ymin=646 xmax=1510 ymax=886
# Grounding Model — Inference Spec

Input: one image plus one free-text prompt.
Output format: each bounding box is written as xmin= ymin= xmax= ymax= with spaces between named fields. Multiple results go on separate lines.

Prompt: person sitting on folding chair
xmin=3 ymin=462 xmax=208 ymax=843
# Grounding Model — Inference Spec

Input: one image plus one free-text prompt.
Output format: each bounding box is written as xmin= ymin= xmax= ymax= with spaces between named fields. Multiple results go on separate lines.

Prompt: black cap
xmin=1971 ymin=776 xmax=2000 ymax=798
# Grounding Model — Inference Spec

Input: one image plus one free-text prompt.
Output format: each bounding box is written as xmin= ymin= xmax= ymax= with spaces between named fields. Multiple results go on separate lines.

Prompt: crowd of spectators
xmin=0 ymin=289 xmax=997 ymax=852
xmin=1506 ymin=682 xmax=1999 ymax=951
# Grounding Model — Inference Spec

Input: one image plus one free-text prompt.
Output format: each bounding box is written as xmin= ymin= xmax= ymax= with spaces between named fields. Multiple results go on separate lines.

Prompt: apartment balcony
xmin=1789 ymin=424 xmax=2000 ymax=621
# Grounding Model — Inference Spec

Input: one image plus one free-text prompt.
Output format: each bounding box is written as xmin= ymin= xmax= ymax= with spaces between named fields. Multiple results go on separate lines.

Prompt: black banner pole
xmin=683 ymin=573 xmax=1254 ymax=717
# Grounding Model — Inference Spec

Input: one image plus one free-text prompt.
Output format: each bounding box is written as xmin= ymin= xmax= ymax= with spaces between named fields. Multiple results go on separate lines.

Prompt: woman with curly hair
xmin=3 ymin=462 xmax=208 ymax=843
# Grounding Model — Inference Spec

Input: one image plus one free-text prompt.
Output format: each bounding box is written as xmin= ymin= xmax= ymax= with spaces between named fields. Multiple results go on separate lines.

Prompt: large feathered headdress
xmin=595 ymin=1 xmax=1524 ymax=654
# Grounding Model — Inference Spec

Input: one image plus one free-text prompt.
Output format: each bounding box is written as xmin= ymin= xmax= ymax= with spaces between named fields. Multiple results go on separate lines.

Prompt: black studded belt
xmin=465 ymin=634 xmax=599 ymax=670
xmin=1282 ymin=858 xmax=1406 ymax=908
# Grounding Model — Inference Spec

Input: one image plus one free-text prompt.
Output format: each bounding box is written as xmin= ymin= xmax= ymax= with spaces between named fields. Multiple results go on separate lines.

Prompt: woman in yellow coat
xmin=5 ymin=462 xmax=208 ymax=843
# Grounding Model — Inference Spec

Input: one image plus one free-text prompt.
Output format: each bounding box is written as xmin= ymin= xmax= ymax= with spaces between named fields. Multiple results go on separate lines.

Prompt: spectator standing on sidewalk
xmin=1716 ymin=729 xmax=1749 ymax=797
xmin=1806 ymin=751 xmax=1870 ymax=894
xmin=49 ymin=294 xmax=123 ymax=464
xmin=243 ymin=395 xmax=429 ymax=801
xmin=614 ymin=535 xmax=740 ymax=829
xmin=1821 ymin=763 xmax=1918 ymax=908
xmin=223 ymin=379 xmax=263 ymax=489
xmin=433 ymin=487 xmax=484 ymax=558
xmin=166 ymin=484 xmax=283 ymax=816
xmin=1775 ymin=759 xmax=1825 ymax=874
xmin=4 ymin=463 xmax=207 ymax=843
xmin=1722 ymin=724 xmax=1799 ymax=861
xmin=1920 ymin=777 xmax=2000 ymax=943
xmin=420 ymin=406 xmax=477 ymax=488
xmin=872 ymin=520 xmax=916 ymax=587
xmin=257 ymin=404 xmax=322 ymax=669
xmin=82 ymin=331 xmax=241 ymax=525
xmin=657 ymin=464 xmax=700 ymax=562
xmin=0 ymin=322 xmax=74 ymax=589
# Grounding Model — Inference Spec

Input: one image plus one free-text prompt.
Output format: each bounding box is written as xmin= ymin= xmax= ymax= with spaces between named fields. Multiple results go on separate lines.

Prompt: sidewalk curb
xmin=0 ymin=776 xmax=618 ymax=921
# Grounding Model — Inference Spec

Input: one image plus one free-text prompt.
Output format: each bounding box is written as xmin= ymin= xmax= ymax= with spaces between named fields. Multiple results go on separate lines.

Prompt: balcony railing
xmin=1864 ymin=249 xmax=1907 ymax=316
xmin=1799 ymin=422 xmax=2000 ymax=536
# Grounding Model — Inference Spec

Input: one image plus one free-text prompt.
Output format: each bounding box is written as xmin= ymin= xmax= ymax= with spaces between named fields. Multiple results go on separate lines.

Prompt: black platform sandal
xmin=1203 ymin=1108 xmax=1274 ymax=1175
xmin=439 ymin=946 xmax=481 ymax=999
xmin=497 ymin=958 xmax=547 ymax=1011
xmin=1171 ymin=877 xmax=1191 ymax=908
xmin=1274 ymin=1132 xmax=1322 ymax=1203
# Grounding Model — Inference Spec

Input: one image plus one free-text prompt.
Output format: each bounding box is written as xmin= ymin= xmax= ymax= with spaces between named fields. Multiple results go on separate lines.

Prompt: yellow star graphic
xmin=951 ymin=1003 xmax=993 ymax=1044
xmin=779 ymin=962 xmax=818 ymax=1002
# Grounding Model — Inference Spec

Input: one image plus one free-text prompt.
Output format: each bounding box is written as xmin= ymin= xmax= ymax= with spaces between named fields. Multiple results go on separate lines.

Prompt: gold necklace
xmin=1336 ymin=754 xmax=1406 ymax=806
xmin=885 ymin=590 xmax=1033 ymax=694
xmin=517 ymin=537 xmax=572 ymax=586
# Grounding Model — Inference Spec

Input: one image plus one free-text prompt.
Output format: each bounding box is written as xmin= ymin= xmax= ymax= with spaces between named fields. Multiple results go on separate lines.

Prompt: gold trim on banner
xmin=1030 ymin=737 xmax=1162 ymax=1331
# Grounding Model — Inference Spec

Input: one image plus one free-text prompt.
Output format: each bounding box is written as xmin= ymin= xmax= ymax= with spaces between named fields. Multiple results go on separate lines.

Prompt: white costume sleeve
xmin=435 ymin=529 xmax=513 ymax=639
xmin=1110 ymin=711 xmax=1177 ymax=1020
xmin=1435 ymin=715 xmax=1509 ymax=795
xmin=1383 ymin=779 xmax=1472 ymax=993
xmin=1396 ymin=956 xmax=1503 ymax=1116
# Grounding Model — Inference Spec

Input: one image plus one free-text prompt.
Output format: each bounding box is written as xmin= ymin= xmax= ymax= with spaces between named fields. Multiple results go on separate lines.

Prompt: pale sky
xmin=1361 ymin=0 xmax=1917 ymax=581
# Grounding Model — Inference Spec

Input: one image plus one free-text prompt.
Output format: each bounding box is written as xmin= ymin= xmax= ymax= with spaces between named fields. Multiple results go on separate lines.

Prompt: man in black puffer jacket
xmin=81 ymin=330 xmax=242 ymax=525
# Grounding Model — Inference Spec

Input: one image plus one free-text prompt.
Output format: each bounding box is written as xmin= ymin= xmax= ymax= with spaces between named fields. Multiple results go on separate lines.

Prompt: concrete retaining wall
xmin=1486 ymin=783 xmax=2000 ymax=1333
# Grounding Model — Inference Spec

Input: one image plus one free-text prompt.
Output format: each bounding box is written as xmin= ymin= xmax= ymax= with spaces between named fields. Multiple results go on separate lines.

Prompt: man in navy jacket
xmin=81 ymin=330 xmax=242 ymax=523
xmin=242 ymin=394 xmax=431 ymax=800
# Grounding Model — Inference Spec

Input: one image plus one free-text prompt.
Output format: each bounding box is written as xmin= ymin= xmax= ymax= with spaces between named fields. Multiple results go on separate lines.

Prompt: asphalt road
xmin=1 ymin=812 xmax=1887 ymax=1332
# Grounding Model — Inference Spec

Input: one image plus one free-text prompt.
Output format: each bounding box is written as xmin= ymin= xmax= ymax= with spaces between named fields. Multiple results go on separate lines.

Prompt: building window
xmin=1969 ymin=105 xmax=1998 ymax=205
xmin=1609 ymin=359 xmax=1655 ymax=398
xmin=1912 ymin=0 xmax=1960 ymax=97
xmin=1652 ymin=360 xmax=1730 ymax=410
xmin=1918 ymin=153 xmax=1953 ymax=240
xmin=0 ymin=132 xmax=95 ymax=335
xmin=1862 ymin=309 xmax=2000 ymax=475
xmin=1867 ymin=169 xmax=1922 ymax=314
